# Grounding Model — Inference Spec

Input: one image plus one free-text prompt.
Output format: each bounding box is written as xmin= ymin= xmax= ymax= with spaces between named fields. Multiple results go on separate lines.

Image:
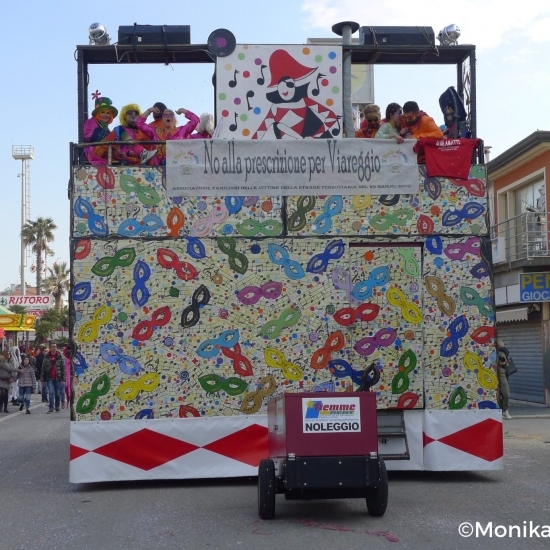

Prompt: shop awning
xmin=0 ymin=305 xmax=36 ymax=331
xmin=496 ymin=306 xmax=529 ymax=323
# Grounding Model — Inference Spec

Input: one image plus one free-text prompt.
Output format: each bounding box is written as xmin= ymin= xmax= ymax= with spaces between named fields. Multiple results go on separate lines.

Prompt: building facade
xmin=488 ymin=131 xmax=550 ymax=405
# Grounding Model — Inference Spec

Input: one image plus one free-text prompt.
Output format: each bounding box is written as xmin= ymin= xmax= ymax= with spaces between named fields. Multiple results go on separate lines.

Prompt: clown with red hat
xmin=252 ymin=49 xmax=340 ymax=140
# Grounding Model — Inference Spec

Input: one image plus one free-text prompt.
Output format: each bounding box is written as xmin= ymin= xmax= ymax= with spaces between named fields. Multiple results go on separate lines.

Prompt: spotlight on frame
xmin=437 ymin=24 xmax=461 ymax=46
xmin=89 ymin=23 xmax=110 ymax=46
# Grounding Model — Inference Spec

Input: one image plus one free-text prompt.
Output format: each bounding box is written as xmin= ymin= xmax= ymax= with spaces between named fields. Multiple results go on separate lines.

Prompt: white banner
xmin=166 ymin=139 xmax=419 ymax=197
xmin=70 ymin=416 xmax=268 ymax=482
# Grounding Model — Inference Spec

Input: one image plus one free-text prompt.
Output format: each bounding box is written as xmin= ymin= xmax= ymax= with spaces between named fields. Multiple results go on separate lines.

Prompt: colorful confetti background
xmin=70 ymin=163 xmax=498 ymax=421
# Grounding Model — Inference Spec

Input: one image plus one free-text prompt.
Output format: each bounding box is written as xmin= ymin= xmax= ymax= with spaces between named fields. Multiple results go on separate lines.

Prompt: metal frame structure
xmin=75 ymin=41 xmax=477 ymax=143
xmin=68 ymin=34 xmax=502 ymax=483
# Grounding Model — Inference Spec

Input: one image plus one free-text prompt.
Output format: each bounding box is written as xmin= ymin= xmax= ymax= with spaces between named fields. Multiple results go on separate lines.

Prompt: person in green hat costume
xmin=83 ymin=96 xmax=118 ymax=165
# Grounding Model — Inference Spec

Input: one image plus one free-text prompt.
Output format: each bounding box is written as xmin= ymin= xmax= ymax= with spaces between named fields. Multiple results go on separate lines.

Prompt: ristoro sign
xmin=302 ymin=397 xmax=361 ymax=433
xmin=0 ymin=295 xmax=54 ymax=310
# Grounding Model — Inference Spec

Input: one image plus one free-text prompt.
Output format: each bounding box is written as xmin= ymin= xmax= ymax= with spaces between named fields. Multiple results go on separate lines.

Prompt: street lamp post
xmin=12 ymin=146 xmax=34 ymax=347
xmin=12 ymin=146 xmax=34 ymax=300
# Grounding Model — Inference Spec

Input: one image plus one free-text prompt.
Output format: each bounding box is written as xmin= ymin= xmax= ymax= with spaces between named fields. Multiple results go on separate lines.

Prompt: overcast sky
xmin=1 ymin=0 xmax=549 ymax=292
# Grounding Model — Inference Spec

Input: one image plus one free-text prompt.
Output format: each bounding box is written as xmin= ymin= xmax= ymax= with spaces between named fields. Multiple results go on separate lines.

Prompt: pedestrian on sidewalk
xmin=497 ymin=340 xmax=512 ymax=420
xmin=42 ymin=343 xmax=65 ymax=414
xmin=23 ymin=352 xmax=36 ymax=389
xmin=0 ymin=350 xmax=22 ymax=413
xmin=35 ymin=345 xmax=48 ymax=403
xmin=9 ymin=346 xmax=21 ymax=405
xmin=17 ymin=355 xmax=36 ymax=414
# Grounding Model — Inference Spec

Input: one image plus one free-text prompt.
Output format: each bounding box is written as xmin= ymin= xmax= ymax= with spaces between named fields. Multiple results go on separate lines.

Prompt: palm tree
xmin=59 ymin=305 xmax=70 ymax=328
xmin=33 ymin=309 xmax=63 ymax=345
xmin=21 ymin=217 xmax=57 ymax=294
xmin=8 ymin=305 xmax=26 ymax=315
xmin=43 ymin=262 xmax=70 ymax=311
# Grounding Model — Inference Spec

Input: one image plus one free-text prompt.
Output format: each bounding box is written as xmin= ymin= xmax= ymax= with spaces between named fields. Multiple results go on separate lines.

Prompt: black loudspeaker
xmin=118 ymin=25 xmax=191 ymax=46
xmin=359 ymin=26 xmax=434 ymax=47
xmin=207 ymin=29 xmax=236 ymax=57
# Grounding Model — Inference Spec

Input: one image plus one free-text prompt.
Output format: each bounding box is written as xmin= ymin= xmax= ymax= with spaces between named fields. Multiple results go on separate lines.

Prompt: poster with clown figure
xmin=216 ymin=45 xmax=343 ymax=139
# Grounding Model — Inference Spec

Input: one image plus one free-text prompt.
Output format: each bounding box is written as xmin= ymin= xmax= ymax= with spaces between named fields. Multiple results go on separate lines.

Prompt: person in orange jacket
xmin=400 ymin=101 xmax=444 ymax=139
xmin=401 ymin=101 xmax=444 ymax=163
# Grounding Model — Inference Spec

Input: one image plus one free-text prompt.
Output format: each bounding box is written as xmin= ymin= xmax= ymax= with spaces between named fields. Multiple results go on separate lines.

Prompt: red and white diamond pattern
xmin=70 ymin=416 xmax=269 ymax=483
xmin=422 ymin=410 xmax=503 ymax=471
xmin=70 ymin=410 xmax=503 ymax=482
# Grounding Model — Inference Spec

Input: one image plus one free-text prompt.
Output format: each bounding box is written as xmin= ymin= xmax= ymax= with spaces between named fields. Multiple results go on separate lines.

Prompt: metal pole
xmin=12 ymin=146 xmax=33 ymax=303
xmin=332 ymin=21 xmax=359 ymax=138
xmin=456 ymin=60 xmax=463 ymax=101
xmin=342 ymin=27 xmax=353 ymax=139
xmin=469 ymin=47 xmax=477 ymax=139
xmin=77 ymin=48 xmax=88 ymax=145
xmin=20 ymin=166 xmax=25 ymax=299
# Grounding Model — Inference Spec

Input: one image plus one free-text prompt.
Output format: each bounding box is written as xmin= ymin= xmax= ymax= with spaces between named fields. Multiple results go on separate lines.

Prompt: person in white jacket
xmin=9 ymin=346 xmax=20 ymax=406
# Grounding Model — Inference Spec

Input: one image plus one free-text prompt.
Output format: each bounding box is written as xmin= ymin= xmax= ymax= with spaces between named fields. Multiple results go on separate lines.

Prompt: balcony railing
xmin=492 ymin=211 xmax=550 ymax=265
xmin=70 ymin=140 xmax=487 ymax=167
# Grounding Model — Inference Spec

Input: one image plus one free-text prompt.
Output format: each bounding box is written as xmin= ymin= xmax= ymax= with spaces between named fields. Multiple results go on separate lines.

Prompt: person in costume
xmin=400 ymin=101 xmax=444 ymax=139
xmin=83 ymin=96 xmax=118 ymax=165
xmin=252 ymin=49 xmax=341 ymax=140
xmin=150 ymin=102 xmax=169 ymax=128
xmin=0 ymin=350 xmax=22 ymax=413
xmin=190 ymin=113 xmax=215 ymax=139
xmin=402 ymin=101 xmax=444 ymax=163
xmin=137 ymin=106 xmax=199 ymax=164
xmin=95 ymin=104 xmax=158 ymax=165
xmin=9 ymin=346 xmax=20 ymax=405
xmin=359 ymin=102 xmax=375 ymax=129
xmin=375 ymin=103 xmax=404 ymax=143
xmin=355 ymin=104 xmax=382 ymax=138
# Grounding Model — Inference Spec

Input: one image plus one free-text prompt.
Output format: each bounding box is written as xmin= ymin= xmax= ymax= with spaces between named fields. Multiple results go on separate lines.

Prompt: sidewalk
xmin=0 ymin=395 xmax=65 ymax=420
xmin=508 ymin=401 xmax=550 ymax=418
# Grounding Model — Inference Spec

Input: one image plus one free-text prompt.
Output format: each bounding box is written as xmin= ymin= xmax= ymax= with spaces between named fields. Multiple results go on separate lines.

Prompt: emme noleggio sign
xmin=302 ymin=397 xmax=361 ymax=433
xmin=519 ymin=273 xmax=550 ymax=302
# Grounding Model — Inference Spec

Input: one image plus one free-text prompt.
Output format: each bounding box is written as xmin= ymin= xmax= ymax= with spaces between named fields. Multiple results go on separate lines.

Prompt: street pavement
xmin=0 ymin=401 xmax=549 ymax=550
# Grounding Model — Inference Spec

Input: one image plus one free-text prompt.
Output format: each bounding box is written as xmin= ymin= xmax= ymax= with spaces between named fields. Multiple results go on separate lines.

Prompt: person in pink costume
xmin=83 ymin=96 xmax=118 ymax=165
xmin=136 ymin=106 xmax=199 ymax=164
xmin=190 ymin=113 xmax=214 ymax=139
xmin=95 ymin=103 xmax=158 ymax=165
